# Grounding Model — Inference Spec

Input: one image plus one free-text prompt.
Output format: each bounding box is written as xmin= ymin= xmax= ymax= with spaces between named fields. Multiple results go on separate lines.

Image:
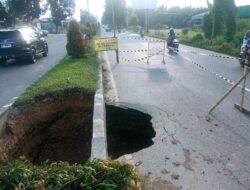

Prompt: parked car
xmin=0 ymin=27 xmax=48 ymax=65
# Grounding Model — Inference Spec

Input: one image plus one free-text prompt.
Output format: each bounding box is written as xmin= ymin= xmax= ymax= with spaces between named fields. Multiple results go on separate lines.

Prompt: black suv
xmin=0 ymin=27 xmax=48 ymax=65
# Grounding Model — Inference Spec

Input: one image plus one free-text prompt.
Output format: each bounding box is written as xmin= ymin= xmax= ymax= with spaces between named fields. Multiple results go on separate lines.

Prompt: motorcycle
xmin=167 ymin=37 xmax=179 ymax=52
xmin=239 ymin=39 xmax=250 ymax=67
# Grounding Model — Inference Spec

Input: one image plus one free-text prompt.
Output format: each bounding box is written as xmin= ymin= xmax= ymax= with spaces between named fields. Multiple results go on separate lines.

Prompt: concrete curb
xmin=91 ymin=54 xmax=108 ymax=159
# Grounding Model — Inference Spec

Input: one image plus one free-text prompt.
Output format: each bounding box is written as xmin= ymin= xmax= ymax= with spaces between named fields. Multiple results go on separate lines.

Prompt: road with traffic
xmin=0 ymin=34 xmax=67 ymax=115
xmin=103 ymin=30 xmax=250 ymax=190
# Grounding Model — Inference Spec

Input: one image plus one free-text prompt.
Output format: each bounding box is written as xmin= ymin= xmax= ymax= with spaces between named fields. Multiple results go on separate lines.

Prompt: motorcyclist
xmin=239 ymin=30 xmax=250 ymax=67
xmin=241 ymin=30 xmax=250 ymax=49
xmin=140 ymin=27 xmax=144 ymax=38
xmin=167 ymin=28 xmax=176 ymax=47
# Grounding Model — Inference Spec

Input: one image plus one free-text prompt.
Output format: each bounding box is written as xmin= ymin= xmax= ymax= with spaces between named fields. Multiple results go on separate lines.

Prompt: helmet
xmin=246 ymin=30 xmax=250 ymax=38
xmin=169 ymin=28 xmax=174 ymax=35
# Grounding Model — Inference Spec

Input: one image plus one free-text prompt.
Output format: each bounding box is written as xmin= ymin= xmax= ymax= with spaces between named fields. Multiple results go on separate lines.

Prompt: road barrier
xmin=147 ymin=41 xmax=166 ymax=64
xmin=118 ymin=36 xmax=247 ymax=91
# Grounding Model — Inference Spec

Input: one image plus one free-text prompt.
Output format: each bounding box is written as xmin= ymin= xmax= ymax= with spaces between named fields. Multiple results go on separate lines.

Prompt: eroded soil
xmin=0 ymin=93 xmax=94 ymax=164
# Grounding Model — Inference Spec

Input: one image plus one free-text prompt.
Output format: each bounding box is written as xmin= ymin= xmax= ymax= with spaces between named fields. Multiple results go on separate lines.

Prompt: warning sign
xmin=94 ymin=37 xmax=118 ymax=52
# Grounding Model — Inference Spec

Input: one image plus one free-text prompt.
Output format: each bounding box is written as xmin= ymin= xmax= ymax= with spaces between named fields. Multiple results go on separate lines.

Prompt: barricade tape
xmin=120 ymin=36 xmax=165 ymax=42
xmin=119 ymin=47 xmax=165 ymax=54
xmin=120 ymin=47 xmax=166 ymax=62
xmin=182 ymin=50 xmax=240 ymax=60
xmin=184 ymin=56 xmax=250 ymax=93
xmin=208 ymin=54 xmax=240 ymax=60
xmin=119 ymin=49 xmax=148 ymax=53
xmin=121 ymin=56 xmax=151 ymax=62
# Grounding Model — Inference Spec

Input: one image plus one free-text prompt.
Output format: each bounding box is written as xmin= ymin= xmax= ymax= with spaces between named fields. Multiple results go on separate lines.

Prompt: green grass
xmin=0 ymin=157 xmax=139 ymax=190
xmin=14 ymin=56 xmax=99 ymax=107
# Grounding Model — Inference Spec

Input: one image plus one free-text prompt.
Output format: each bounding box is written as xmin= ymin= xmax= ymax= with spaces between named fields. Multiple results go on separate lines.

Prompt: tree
xmin=212 ymin=0 xmax=236 ymax=40
xmin=212 ymin=0 xmax=225 ymax=37
xmin=66 ymin=19 xmax=86 ymax=58
xmin=202 ymin=13 xmax=213 ymax=39
xmin=225 ymin=0 xmax=236 ymax=41
xmin=129 ymin=13 xmax=138 ymax=26
xmin=102 ymin=0 xmax=127 ymax=28
xmin=48 ymin=0 xmax=75 ymax=33
xmin=5 ymin=0 xmax=42 ymax=24
xmin=0 ymin=2 xmax=8 ymax=24
xmin=80 ymin=10 xmax=98 ymax=27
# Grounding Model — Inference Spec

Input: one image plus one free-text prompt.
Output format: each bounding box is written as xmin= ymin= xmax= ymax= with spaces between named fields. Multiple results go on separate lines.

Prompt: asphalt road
xmin=103 ymin=31 xmax=250 ymax=190
xmin=0 ymin=34 xmax=67 ymax=115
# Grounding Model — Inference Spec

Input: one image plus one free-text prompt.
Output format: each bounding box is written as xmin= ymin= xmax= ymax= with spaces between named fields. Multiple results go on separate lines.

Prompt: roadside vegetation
xmin=14 ymin=55 xmax=99 ymax=107
xmin=146 ymin=2 xmax=250 ymax=57
xmin=0 ymin=157 xmax=139 ymax=190
xmin=179 ymin=8 xmax=250 ymax=57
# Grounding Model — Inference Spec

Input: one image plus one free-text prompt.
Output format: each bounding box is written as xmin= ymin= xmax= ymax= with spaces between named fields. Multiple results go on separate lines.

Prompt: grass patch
xmin=0 ymin=157 xmax=139 ymax=190
xmin=14 ymin=56 xmax=99 ymax=107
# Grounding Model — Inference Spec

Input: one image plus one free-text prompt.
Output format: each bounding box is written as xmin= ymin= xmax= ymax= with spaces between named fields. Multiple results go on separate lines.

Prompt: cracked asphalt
xmin=102 ymin=30 xmax=250 ymax=190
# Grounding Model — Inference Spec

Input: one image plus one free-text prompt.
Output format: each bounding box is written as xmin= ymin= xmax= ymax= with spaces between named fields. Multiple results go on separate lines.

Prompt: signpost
xmin=94 ymin=37 xmax=118 ymax=52
xmin=94 ymin=37 xmax=119 ymax=63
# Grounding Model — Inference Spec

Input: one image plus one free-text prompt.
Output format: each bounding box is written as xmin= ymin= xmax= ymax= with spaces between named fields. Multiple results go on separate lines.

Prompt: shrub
xmin=202 ymin=13 xmax=212 ymax=39
xmin=182 ymin=28 xmax=189 ymax=35
xmin=66 ymin=19 xmax=86 ymax=58
xmin=217 ymin=42 xmax=233 ymax=53
xmin=211 ymin=36 xmax=225 ymax=45
xmin=191 ymin=33 xmax=204 ymax=42
xmin=0 ymin=157 xmax=139 ymax=190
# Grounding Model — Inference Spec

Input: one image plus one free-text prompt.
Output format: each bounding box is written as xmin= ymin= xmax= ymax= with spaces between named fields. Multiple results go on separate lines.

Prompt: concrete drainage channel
xmin=0 ymin=67 xmax=155 ymax=164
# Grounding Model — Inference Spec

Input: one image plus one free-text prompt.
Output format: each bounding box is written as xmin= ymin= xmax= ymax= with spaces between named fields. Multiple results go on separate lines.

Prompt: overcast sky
xmin=74 ymin=0 xmax=250 ymax=21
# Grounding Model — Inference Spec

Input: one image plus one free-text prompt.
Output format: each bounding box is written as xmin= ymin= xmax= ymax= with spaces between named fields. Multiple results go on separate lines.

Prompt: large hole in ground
xmin=0 ymin=93 xmax=93 ymax=164
xmin=106 ymin=104 xmax=156 ymax=159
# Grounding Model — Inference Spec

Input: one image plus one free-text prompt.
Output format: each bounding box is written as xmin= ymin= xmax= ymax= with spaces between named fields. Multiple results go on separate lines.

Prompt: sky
xmin=74 ymin=0 xmax=250 ymax=21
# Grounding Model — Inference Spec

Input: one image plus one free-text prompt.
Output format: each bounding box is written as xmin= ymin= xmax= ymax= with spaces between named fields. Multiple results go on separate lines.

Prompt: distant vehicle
xmin=0 ymin=27 xmax=48 ymax=65
xmin=140 ymin=27 xmax=145 ymax=38
xmin=105 ymin=28 xmax=112 ymax=32
xmin=117 ymin=26 xmax=122 ymax=33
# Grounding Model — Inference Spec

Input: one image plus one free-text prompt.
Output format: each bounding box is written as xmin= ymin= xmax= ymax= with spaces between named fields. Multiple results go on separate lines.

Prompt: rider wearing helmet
xmin=167 ymin=28 xmax=176 ymax=46
xmin=242 ymin=30 xmax=250 ymax=48
xmin=239 ymin=30 xmax=250 ymax=67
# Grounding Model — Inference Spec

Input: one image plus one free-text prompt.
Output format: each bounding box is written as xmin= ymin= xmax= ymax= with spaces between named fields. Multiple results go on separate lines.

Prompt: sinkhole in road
xmin=106 ymin=104 xmax=156 ymax=159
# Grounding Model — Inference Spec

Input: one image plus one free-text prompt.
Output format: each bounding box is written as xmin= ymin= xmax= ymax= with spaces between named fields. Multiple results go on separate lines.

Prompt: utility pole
xmin=87 ymin=0 xmax=90 ymax=22
xmin=110 ymin=0 xmax=116 ymax=37
xmin=110 ymin=0 xmax=119 ymax=63
xmin=144 ymin=8 xmax=148 ymax=33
